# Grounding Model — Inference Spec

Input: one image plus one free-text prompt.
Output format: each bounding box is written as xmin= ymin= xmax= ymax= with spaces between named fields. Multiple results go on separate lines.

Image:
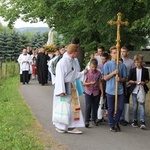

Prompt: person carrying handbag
xmin=52 ymin=44 xmax=88 ymax=134
xmin=128 ymin=54 xmax=149 ymax=129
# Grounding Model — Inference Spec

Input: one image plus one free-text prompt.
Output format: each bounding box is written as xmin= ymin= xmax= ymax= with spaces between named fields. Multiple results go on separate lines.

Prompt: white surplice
xmin=52 ymin=54 xmax=85 ymax=131
xmin=17 ymin=54 xmax=32 ymax=74
xmin=47 ymin=56 xmax=58 ymax=85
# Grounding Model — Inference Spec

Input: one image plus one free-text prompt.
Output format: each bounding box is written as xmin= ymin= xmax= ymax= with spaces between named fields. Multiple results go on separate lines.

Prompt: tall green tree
xmin=42 ymin=31 xmax=48 ymax=45
xmin=31 ymin=32 xmax=45 ymax=50
xmin=0 ymin=32 xmax=10 ymax=59
xmin=0 ymin=22 xmax=5 ymax=31
xmin=0 ymin=0 xmax=149 ymax=51
xmin=20 ymin=34 xmax=30 ymax=50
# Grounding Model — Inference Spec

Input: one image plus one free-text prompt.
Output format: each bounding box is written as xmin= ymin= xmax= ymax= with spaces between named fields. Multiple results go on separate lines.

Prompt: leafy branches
xmin=0 ymin=0 xmax=149 ymax=51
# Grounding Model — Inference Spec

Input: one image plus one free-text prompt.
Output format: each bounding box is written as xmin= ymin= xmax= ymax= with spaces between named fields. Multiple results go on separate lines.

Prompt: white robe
xmin=47 ymin=56 xmax=58 ymax=85
xmin=52 ymin=54 xmax=85 ymax=130
xmin=94 ymin=55 xmax=103 ymax=72
xmin=17 ymin=54 xmax=32 ymax=74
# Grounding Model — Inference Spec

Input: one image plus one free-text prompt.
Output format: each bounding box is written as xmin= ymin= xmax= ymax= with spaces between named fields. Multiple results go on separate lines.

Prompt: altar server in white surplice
xmin=52 ymin=44 xmax=88 ymax=134
xmin=47 ymin=49 xmax=60 ymax=85
xmin=17 ymin=49 xmax=32 ymax=84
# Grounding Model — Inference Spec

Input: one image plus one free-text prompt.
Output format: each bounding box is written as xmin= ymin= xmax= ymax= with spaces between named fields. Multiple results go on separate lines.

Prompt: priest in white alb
xmin=52 ymin=44 xmax=87 ymax=134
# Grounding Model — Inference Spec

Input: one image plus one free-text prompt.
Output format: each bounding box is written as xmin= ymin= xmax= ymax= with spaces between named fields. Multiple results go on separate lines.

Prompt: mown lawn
xmin=0 ymin=76 xmax=51 ymax=150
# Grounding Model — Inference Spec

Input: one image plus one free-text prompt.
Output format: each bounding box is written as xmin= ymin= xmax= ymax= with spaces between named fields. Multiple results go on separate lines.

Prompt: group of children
xmin=83 ymin=46 xmax=149 ymax=132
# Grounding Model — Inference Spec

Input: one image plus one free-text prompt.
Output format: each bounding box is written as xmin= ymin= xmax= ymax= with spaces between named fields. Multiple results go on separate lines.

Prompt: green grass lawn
xmin=0 ymin=76 xmax=51 ymax=150
xmin=0 ymin=62 xmax=19 ymax=78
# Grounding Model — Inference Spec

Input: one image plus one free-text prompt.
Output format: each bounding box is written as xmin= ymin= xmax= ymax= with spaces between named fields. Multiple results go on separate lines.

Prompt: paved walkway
xmin=21 ymin=80 xmax=150 ymax=150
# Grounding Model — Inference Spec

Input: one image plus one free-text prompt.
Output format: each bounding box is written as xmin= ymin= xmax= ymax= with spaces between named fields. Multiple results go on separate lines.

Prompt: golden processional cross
xmin=109 ymin=13 xmax=129 ymax=111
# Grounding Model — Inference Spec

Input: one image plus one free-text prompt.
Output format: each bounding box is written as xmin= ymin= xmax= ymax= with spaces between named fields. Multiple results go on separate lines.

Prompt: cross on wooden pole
xmin=109 ymin=12 xmax=129 ymax=112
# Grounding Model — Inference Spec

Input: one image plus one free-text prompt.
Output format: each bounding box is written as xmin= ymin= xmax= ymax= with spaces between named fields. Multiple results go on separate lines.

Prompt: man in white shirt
xmin=120 ymin=46 xmax=134 ymax=125
xmin=94 ymin=46 xmax=105 ymax=72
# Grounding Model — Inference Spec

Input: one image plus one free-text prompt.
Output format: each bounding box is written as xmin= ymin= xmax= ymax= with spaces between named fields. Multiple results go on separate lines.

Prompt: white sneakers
xmin=55 ymin=128 xmax=66 ymax=133
xmin=140 ymin=124 xmax=146 ymax=130
xmin=67 ymin=128 xmax=82 ymax=134
xmin=55 ymin=128 xmax=82 ymax=134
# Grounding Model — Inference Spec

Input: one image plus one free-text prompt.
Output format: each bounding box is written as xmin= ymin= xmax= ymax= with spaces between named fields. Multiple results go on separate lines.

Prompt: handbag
xmin=53 ymin=97 xmax=70 ymax=125
xmin=97 ymin=97 xmax=104 ymax=119
xmin=137 ymin=85 xmax=146 ymax=103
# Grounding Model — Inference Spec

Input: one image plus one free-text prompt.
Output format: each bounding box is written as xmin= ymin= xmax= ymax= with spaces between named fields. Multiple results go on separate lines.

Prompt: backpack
xmin=51 ymin=54 xmax=63 ymax=75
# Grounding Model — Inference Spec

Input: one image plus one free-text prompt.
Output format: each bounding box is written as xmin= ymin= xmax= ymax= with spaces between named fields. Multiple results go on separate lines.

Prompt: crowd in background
xmin=17 ymin=38 xmax=149 ymax=134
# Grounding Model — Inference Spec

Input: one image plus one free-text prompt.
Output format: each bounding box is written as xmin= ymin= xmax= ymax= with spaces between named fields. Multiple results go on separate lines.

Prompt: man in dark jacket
xmin=36 ymin=47 xmax=50 ymax=85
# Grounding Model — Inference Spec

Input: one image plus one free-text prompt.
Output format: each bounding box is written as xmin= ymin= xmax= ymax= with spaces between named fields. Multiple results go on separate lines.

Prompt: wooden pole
xmin=0 ymin=60 xmax=2 ymax=78
xmin=13 ymin=62 xmax=16 ymax=76
xmin=109 ymin=13 xmax=129 ymax=112
xmin=5 ymin=63 xmax=8 ymax=77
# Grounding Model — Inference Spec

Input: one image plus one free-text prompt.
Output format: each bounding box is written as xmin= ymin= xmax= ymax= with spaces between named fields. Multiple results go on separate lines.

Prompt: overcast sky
xmin=0 ymin=17 xmax=48 ymax=28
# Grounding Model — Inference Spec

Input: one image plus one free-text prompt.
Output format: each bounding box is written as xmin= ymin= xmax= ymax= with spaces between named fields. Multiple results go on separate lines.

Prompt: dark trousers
xmin=125 ymin=87 xmax=131 ymax=103
xmin=48 ymin=71 xmax=51 ymax=81
xmin=85 ymin=93 xmax=100 ymax=122
xmin=120 ymin=86 xmax=131 ymax=120
xmin=102 ymin=80 xmax=108 ymax=110
xmin=106 ymin=93 xmax=124 ymax=127
xmin=22 ymin=71 xmax=29 ymax=84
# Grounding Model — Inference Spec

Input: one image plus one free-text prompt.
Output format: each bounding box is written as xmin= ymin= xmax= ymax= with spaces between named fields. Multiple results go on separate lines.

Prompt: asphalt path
xmin=21 ymin=80 xmax=150 ymax=150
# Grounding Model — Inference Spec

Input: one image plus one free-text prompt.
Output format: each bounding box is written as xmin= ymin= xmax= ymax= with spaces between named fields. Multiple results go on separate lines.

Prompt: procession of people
xmin=17 ymin=37 xmax=149 ymax=134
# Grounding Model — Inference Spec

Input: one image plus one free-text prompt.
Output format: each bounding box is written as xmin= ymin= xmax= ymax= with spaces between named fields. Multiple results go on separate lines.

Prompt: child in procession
xmin=102 ymin=46 xmax=127 ymax=132
xmin=83 ymin=58 xmax=103 ymax=128
xmin=128 ymin=54 xmax=149 ymax=129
